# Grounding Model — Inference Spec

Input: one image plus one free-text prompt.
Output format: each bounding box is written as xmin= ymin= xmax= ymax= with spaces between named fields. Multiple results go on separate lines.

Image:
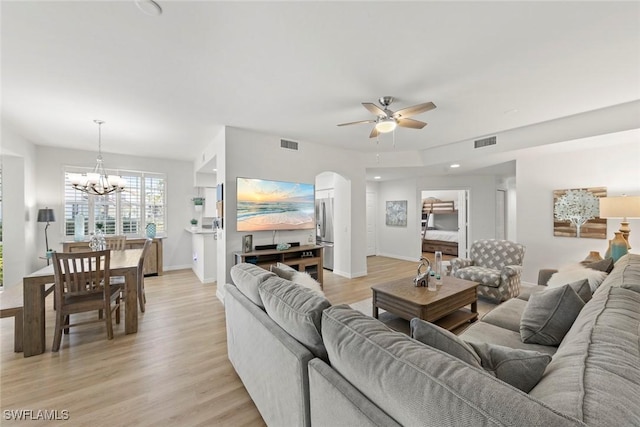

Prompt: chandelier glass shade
xmin=375 ymin=117 xmax=397 ymax=133
xmin=69 ymin=120 xmax=125 ymax=196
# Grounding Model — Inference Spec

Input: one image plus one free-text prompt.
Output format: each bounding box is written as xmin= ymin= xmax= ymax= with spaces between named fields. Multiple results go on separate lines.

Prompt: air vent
xmin=280 ymin=139 xmax=299 ymax=150
xmin=474 ymin=136 xmax=497 ymax=149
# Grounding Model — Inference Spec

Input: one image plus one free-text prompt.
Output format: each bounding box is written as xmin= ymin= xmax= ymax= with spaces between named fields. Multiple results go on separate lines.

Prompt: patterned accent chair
xmin=450 ymin=239 xmax=526 ymax=302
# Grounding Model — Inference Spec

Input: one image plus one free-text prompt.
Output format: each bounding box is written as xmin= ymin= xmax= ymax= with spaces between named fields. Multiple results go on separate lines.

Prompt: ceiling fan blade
xmin=337 ymin=119 xmax=376 ymax=127
xmin=369 ymin=126 xmax=380 ymax=138
xmin=397 ymin=118 xmax=427 ymax=129
xmin=393 ymin=102 xmax=436 ymax=119
xmin=362 ymin=102 xmax=386 ymax=116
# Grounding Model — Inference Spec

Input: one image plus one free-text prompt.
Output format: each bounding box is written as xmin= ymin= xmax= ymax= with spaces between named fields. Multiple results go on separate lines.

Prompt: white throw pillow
xmin=290 ymin=271 xmax=324 ymax=296
xmin=547 ymin=264 xmax=607 ymax=292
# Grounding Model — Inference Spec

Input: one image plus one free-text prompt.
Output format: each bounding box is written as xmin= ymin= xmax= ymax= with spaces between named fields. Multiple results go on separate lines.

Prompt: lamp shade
xmin=37 ymin=208 xmax=56 ymax=223
xmin=599 ymin=196 xmax=640 ymax=219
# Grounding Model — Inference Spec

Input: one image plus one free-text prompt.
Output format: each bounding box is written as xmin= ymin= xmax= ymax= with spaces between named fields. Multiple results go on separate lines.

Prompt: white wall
xmin=218 ymin=127 xmax=368 ymax=297
xmin=34 ymin=146 xmax=194 ymax=272
xmin=377 ymin=177 xmax=421 ymax=261
xmin=517 ymin=130 xmax=640 ymax=283
xmin=1 ymin=125 xmax=38 ymax=288
xmin=377 ymin=174 xmax=499 ymax=262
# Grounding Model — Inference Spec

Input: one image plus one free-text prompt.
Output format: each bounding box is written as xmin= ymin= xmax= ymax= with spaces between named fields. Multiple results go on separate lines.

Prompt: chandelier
xmin=69 ymin=120 xmax=126 ymax=196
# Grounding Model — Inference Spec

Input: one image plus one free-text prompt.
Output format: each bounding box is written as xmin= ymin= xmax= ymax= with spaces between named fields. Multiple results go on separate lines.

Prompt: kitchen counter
xmin=185 ymin=228 xmax=217 ymax=283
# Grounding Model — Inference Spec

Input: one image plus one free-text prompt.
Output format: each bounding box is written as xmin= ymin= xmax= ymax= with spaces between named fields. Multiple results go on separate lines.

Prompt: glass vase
xmin=610 ymin=232 xmax=628 ymax=262
xmin=146 ymin=223 xmax=156 ymax=238
xmin=434 ymin=251 xmax=443 ymax=285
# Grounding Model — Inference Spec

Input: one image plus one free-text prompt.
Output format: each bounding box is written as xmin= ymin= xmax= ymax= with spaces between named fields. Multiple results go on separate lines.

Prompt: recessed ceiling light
xmin=213 ymin=168 xmax=218 ymax=172
xmin=374 ymin=176 xmax=381 ymax=180
xmin=450 ymin=164 xmax=460 ymax=168
xmin=135 ymin=0 xmax=163 ymax=16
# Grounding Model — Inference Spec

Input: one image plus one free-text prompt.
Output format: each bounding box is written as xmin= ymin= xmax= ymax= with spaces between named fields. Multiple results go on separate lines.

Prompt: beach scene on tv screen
xmin=237 ymin=178 xmax=315 ymax=231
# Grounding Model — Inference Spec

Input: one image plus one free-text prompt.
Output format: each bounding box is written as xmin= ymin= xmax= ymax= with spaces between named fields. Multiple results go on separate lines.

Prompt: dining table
xmin=22 ymin=248 xmax=142 ymax=357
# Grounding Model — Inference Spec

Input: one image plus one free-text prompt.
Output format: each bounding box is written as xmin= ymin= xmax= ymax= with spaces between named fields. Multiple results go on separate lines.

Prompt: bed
xmin=421 ymin=199 xmax=459 ymax=256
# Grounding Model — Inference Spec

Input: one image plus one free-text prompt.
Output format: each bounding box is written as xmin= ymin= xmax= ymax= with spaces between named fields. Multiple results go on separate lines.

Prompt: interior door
xmin=366 ymin=191 xmax=376 ymax=256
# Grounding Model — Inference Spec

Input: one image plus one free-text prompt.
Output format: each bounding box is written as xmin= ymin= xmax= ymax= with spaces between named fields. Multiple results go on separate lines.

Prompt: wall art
xmin=553 ymin=187 xmax=606 ymax=239
xmin=386 ymin=200 xmax=408 ymax=227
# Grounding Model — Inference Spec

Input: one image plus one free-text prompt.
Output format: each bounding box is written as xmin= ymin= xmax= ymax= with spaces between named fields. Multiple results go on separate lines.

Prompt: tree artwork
xmin=554 ymin=189 xmax=601 ymax=238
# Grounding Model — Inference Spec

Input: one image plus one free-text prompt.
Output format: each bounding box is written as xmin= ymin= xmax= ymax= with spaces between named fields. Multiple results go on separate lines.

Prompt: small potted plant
xmin=190 ymin=218 xmax=198 ymax=230
xmin=192 ymin=197 xmax=205 ymax=212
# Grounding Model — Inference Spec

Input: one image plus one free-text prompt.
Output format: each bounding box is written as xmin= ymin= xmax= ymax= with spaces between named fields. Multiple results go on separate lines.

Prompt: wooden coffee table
xmin=371 ymin=276 xmax=479 ymax=331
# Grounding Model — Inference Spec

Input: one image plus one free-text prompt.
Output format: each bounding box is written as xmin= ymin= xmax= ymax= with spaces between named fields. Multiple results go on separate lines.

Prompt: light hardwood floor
xmin=0 ymin=256 xmax=461 ymax=426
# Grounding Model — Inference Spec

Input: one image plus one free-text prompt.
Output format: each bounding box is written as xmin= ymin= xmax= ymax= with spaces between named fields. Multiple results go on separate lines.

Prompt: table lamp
xmin=599 ymin=195 xmax=640 ymax=249
xmin=37 ymin=208 xmax=56 ymax=264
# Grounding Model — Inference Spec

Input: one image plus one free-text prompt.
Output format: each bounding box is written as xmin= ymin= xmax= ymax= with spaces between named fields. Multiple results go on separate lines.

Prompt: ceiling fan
xmin=337 ymin=96 xmax=436 ymax=138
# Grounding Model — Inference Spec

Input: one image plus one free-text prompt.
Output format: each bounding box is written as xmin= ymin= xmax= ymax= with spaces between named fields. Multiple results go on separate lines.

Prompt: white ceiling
xmin=2 ymin=1 xmax=639 ymax=165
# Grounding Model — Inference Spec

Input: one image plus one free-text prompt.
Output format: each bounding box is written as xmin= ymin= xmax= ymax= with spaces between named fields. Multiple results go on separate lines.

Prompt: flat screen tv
xmin=236 ymin=177 xmax=315 ymax=232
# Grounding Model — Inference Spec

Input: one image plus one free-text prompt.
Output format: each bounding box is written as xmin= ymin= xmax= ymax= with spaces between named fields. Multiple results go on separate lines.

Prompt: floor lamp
xmin=37 ymin=207 xmax=56 ymax=265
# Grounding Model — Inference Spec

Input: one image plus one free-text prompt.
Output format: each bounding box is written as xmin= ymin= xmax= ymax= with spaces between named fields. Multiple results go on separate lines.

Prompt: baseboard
xmin=216 ymin=288 xmax=225 ymax=305
xmin=332 ymin=269 xmax=367 ymax=279
xmin=164 ymin=264 xmax=192 ymax=272
xmin=376 ymin=252 xmax=421 ymax=263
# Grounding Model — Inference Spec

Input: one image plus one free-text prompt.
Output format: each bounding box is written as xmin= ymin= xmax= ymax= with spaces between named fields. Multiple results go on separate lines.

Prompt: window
xmin=63 ymin=167 xmax=166 ymax=237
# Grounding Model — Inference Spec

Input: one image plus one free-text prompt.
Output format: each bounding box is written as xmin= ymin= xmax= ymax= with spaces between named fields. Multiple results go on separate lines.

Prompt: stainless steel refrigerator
xmin=315 ymin=197 xmax=334 ymax=270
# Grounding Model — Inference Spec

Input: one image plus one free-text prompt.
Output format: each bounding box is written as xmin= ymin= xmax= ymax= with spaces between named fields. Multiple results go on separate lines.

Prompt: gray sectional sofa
xmin=225 ymin=254 xmax=640 ymax=426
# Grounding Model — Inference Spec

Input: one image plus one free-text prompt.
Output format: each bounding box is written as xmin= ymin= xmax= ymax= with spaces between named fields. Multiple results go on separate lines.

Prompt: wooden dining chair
xmin=136 ymin=238 xmax=153 ymax=312
xmin=51 ymin=250 xmax=122 ymax=352
xmin=110 ymin=238 xmax=153 ymax=312
xmin=105 ymin=235 xmax=127 ymax=251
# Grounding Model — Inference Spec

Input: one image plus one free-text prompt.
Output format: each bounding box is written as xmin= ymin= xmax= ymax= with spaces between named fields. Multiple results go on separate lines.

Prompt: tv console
xmin=234 ymin=244 xmax=324 ymax=285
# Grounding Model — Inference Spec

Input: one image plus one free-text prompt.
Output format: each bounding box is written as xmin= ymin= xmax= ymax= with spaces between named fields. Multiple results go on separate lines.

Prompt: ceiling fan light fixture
xmin=375 ymin=117 xmax=397 ymax=133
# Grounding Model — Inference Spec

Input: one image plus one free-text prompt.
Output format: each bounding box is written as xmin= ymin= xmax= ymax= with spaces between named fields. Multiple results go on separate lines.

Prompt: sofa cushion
xmin=258 ymin=276 xmax=330 ymax=361
xmin=230 ymin=263 xmax=277 ymax=308
xmin=461 ymin=321 xmax=557 ymax=356
xmin=410 ymin=318 xmax=481 ymax=367
xmin=466 ymin=342 xmax=551 ymax=393
xmin=547 ymin=264 xmax=607 ymax=292
xmin=517 ymin=284 xmax=547 ymax=301
xmin=321 ymin=305 xmax=583 ymax=426
xmin=529 ymin=285 xmax=640 ymax=425
xmin=455 ymin=266 xmax=501 ymax=287
xmin=547 ymin=279 xmax=591 ymax=303
xmin=520 ymin=284 xmax=584 ymax=346
xmin=594 ymin=253 xmax=640 ymax=295
xmin=480 ymin=298 xmax=528 ymax=332
xmin=410 ymin=318 xmax=551 ymax=392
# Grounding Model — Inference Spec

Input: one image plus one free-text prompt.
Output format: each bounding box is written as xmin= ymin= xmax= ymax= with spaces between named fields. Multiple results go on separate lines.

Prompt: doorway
xmin=420 ymin=189 xmax=469 ymax=262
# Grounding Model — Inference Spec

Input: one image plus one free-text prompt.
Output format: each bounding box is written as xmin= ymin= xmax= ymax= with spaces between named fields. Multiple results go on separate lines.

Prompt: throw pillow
xmin=270 ymin=263 xmax=324 ymax=295
xmin=520 ymin=284 xmax=585 ymax=346
xmin=584 ymin=257 xmax=614 ymax=273
xmin=410 ymin=318 xmax=481 ymax=368
xmin=410 ymin=319 xmax=551 ymax=392
xmin=547 ymin=264 xmax=608 ymax=292
xmin=290 ymin=271 xmax=324 ymax=295
xmin=466 ymin=342 xmax=552 ymax=393
xmin=258 ymin=276 xmax=331 ymax=361
xmin=270 ymin=262 xmax=297 ymax=280
xmin=546 ymin=278 xmax=592 ymax=303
